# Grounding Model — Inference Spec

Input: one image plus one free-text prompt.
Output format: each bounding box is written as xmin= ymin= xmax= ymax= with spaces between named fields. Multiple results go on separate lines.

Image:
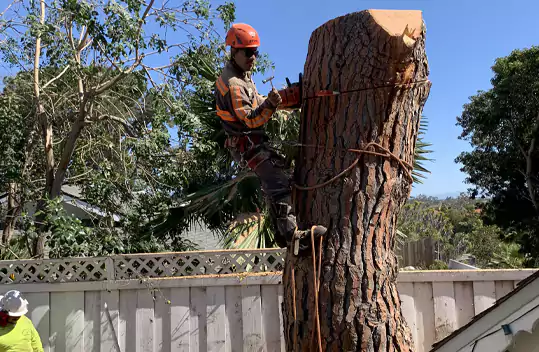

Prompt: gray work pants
xmin=227 ymin=143 xmax=297 ymax=247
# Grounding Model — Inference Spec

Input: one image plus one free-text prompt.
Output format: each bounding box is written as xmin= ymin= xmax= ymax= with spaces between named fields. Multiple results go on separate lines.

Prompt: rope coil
xmin=293 ymin=141 xmax=414 ymax=191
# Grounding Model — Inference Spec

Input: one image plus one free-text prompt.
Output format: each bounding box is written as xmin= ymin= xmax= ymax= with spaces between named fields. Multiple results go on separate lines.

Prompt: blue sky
xmin=226 ymin=0 xmax=539 ymax=197
xmin=2 ymin=1 xmax=537 ymax=197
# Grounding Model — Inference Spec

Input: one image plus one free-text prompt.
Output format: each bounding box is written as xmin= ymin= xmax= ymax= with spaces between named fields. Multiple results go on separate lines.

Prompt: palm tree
xmin=153 ymin=53 xmax=433 ymax=249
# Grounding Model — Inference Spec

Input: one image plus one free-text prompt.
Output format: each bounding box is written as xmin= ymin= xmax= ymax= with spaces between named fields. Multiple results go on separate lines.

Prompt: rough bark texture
xmin=283 ymin=10 xmax=431 ymax=352
xmin=33 ymin=0 xmax=50 ymax=258
xmin=2 ymin=183 xmax=19 ymax=245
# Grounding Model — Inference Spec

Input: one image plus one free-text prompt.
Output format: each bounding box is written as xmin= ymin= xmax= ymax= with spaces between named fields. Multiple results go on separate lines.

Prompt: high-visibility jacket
xmin=0 ymin=315 xmax=44 ymax=352
xmin=215 ymin=62 xmax=277 ymax=136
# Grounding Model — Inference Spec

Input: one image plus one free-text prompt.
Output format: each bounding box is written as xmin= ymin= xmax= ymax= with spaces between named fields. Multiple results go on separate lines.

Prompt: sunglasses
xmin=242 ymin=48 xmax=259 ymax=58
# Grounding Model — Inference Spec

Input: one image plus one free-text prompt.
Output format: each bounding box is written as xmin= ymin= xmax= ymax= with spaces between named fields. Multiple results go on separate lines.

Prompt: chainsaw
xmin=265 ymin=73 xmax=340 ymax=110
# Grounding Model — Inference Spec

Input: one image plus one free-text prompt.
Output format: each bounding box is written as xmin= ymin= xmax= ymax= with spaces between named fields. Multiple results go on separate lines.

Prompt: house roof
xmin=0 ymin=185 xmax=121 ymax=222
xmin=430 ymin=268 xmax=539 ymax=351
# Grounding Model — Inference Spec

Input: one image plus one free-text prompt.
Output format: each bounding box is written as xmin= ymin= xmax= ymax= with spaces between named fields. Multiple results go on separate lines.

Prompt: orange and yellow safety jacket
xmin=215 ymin=62 xmax=277 ymax=136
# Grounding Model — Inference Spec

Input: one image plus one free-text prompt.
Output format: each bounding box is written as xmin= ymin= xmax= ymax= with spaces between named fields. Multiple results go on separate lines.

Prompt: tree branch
xmin=34 ymin=0 xmax=54 ymax=195
xmin=0 ymin=0 xmax=19 ymax=19
xmin=65 ymin=17 xmax=76 ymax=52
xmin=136 ymin=0 xmax=155 ymax=60
xmin=508 ymin=115 xmax=528 ymax=159
xmin=98 ymin=114 xmax=136 ymax=137
xmin=92 ymin=62 xmax=138 ymax=96
xmin=77 ymin=25 xmax=88 ymax=50
xmin=125 ymin=43 xmax=188 ymax=63
xmin=42 ymin=65 xmax=70 ymax=90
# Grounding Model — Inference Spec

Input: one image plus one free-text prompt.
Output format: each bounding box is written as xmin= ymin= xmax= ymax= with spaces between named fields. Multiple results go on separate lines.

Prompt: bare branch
xmin=34 ymin=0 xmax=55 ymax=197
xmin=97 ymin=114 xmax=136 ymax=137
xmin=42 ymin=65 xmax=70 ymax=90
xmin=79 ymin=38 xmax=93 ymax=53
xmin=149 ymin=62 xmax=177 ymax=70
xmin=125 ymin=43 xmax=188 ymax=62
xmin=92 ymin=60 xmax=140 ymax=96
xmin=65 ymin=17 xmax=76 ymax=52
xmin=77 ymin=25 xmax=88 ymax=49
xmin=0 ymin=0 xmax=20 ymax=22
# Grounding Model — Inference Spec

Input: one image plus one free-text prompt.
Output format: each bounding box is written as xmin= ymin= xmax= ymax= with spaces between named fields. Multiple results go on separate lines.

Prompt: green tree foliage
xmin=398 ymin=195 xmax=524 ymax=268
xmin=455 ymin=46 xmax=539 ymax=266
xmin=0 ymin=0 xmax=434 ymax=257
xmin=0 ymin=0 xmax=235 ymax=258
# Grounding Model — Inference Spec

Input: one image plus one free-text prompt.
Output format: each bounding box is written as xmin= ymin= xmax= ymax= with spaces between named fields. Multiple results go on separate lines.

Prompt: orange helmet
xmin=226 ymin=23 xmax=260 ymax=48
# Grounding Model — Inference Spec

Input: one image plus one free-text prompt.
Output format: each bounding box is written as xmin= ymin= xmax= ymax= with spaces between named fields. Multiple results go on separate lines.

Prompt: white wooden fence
xmin=0 ymin=249 xmax=536 ymax=352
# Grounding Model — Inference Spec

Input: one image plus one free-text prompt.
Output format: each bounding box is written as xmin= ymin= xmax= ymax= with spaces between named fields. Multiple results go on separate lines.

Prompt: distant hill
xmin=431 ymin=191 xmax=464 ymax=199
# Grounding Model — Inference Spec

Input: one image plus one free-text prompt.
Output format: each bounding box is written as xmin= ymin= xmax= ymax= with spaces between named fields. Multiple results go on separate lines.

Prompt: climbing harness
xmin=224 ymin=133 xmax=268 ymax=170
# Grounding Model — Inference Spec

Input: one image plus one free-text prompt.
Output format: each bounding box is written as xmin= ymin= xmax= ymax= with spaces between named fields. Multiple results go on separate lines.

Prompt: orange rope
xmin=310 ymin=226 xmax=323 ymax=352
xmin=294 ymin=142 xmax=413 ymax=191
xmin=317 ymin=236 xmax=323 ymax=292
xmin=291 ymin=262 xmax=298 ymax=352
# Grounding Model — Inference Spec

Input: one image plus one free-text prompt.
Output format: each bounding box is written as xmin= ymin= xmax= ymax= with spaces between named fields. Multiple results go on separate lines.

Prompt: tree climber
xmin=215 ymin=23 xmax=327 ymax=254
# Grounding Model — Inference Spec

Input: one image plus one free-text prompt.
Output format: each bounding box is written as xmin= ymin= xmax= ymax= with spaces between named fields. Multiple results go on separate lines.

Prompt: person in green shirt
xmin=0 ymin=290 xmax=43 ymax=352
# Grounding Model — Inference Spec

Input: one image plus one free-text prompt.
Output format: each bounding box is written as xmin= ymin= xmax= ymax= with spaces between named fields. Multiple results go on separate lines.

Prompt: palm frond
xmin=220 ymin=212 xmax=277 ymax=249
xmin=151 ymin=171 xmax=262 ymax=236
xmin=412 ymin=115 xmax=434 ymax=184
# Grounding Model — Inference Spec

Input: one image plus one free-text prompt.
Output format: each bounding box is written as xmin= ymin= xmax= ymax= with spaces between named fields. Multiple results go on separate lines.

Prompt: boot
xmin=273 ymin=197 xmax=328 ymax=255
xmin=291 ymin=225 xmax=328 ymax=256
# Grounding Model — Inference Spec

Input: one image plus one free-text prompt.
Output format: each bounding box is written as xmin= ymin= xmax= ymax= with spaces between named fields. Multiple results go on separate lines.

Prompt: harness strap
xmin=246 ymin=150 xmax=269 ymax=171
xmin=224 ymin=134 xmax=268 ymax=170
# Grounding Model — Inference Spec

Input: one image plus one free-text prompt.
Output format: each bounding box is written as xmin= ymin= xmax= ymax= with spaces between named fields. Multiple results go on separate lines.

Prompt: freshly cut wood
xmin=283 ymin=9 xmax=431 ymax=351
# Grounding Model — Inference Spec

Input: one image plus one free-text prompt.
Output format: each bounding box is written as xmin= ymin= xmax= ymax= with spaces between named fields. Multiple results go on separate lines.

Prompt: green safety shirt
xmin=0 ymin=316 xmax=43 ymax=352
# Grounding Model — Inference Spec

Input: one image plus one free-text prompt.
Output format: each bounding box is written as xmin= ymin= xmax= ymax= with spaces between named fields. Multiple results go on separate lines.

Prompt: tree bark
xmin=283 ymin=10 xmax=431 ymax=351
xmin=2 ymin=183 xmax=20 ymax=245
xmin=33 ymin=0 xmax=52 ymax=258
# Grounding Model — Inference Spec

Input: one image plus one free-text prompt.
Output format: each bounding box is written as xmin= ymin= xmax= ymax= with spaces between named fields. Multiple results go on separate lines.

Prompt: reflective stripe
xmin=231 ymin=86 xmax=248 ymax=119
xmin=261 ymin=108 xmax=272 ymax=120
xmin=216 ymin=107 xmax=236 ymax=122
xmin=251 ymin=109 xmax=273 ymax=128
xmin=215 ymin=76 xmax=229 ymax=96
xmin=230 ymin=86 xmax=273 ymax=128
xmin=243 ymin=111 xmax=271 ymax=129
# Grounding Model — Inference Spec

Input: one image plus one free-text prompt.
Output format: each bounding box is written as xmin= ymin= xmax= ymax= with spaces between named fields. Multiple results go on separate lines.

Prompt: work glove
xmin=267 ymin=87 xmax=282 ymax=107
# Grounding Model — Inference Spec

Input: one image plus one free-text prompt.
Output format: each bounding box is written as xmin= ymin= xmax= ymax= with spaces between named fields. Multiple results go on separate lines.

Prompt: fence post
xmin=105 ymin=257 xmax=115 ymax=281
xmin=425 ymin=237 xmax=433 ymax=267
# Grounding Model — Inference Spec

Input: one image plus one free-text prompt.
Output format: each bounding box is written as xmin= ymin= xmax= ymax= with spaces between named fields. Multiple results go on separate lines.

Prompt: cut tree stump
xmin=283 ymin=9 xmax=431 ymax=352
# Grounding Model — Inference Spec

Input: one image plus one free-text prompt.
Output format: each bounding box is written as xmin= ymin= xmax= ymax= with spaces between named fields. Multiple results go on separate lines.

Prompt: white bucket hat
xmin=0 ymin=290 xmax=28 ymax=317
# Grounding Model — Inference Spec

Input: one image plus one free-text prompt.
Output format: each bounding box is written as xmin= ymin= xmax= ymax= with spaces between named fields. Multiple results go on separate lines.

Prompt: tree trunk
xmin=283 ymin=10 xmax=431 ymax=351
xmin=32 ymin=0 xmax=52 ymax=259
xmin=2 ymin=183 xmax=20 ymax=245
